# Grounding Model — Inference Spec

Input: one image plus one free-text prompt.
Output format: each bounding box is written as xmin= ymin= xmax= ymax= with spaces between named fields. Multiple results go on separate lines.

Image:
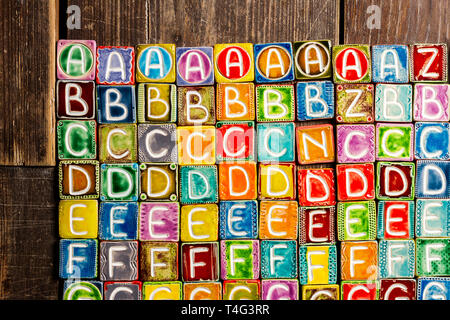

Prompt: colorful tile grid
xmin=56 ymin=40 xmax=450 ymax=300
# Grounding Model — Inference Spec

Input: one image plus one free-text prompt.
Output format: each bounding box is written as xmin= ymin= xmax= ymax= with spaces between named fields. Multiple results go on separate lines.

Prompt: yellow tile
xmin=177 ymin=126 xmax=216 ymax=165
xmin=143 ymin=281 xmax=182 ymax=300
xmin=259 ymin=163 xmax=295 ymax=199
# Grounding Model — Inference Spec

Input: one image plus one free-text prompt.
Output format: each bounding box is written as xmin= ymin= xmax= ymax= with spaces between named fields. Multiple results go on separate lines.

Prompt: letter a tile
xmin=96 ymin=46 xmax=135 ymax=85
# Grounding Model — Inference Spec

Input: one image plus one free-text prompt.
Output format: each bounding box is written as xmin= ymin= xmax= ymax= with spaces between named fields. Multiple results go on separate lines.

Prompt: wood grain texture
xmin=148 ymin=0 xmax=339 ymax=46
xmin=344 ymin=0 xmax=450 ymax=45
xmin=0 ymin=0 xmax=57 ymax=166
xmin=0 ymin=167 xmax=58 ymax=299
xmin=65 ymin=0 xmax=148 ymax=45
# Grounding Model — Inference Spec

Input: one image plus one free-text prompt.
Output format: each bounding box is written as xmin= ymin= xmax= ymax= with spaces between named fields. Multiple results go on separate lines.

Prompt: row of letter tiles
xmin=58 ymin=121 xmax=450 ymax=163
xmin=59 ymin=238 xmax=450 ymax=280
xmin=58 ymin=162 xmax=450 ymax=201
xmin=61 ymin=278 xmax=450 ymax=300
xmin=58 ymin=199 xmax=450 ymax=240
xmin=56 ymin=81 xmax=450 ymax=123
xmin=57 ymin=40 xmax=448 ymax=84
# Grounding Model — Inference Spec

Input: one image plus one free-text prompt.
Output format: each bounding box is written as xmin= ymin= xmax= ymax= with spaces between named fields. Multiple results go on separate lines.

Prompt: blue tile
xmin=418 ymin=277 xmax=450 ymax=300
xmin=97 ymin=85 xmax=136 ymax=123
xmin=261 ymin=240 xmax=297 ymax=278
xmin=375 ymin=84 xmax=412 ymax=122
xmin=97 ymin=47 xmax=134 ymax=84
xmin=378 ymin=240 xmax=415 ymax=278
xmin=254 ymin=43 xmax=294 ymax=83
xmin=415 ymin=199 xmax=450 ymax=238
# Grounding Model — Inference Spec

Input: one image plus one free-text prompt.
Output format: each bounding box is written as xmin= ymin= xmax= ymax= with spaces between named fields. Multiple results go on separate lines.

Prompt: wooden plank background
xmin=0 ymin=0 xmax=448 ymax=299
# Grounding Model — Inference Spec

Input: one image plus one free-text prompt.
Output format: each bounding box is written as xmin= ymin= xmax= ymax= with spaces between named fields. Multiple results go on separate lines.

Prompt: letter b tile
xmin=256 ymin=84 xmax=295 ymax=122
xmin=97 ymin=85 xmax=136 ymax=124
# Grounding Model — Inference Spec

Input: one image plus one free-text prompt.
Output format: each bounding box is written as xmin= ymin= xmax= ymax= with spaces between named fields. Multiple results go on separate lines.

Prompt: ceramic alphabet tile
xmin=375 ymin=84 xmax=412 ymax=122
xmin=254 ymin=42 xmax=294 ymax=83
xmin=96 ymin=46 xmax=134 ymax=85
xmin=410 ymin=43 xmax=448 ymax=82
xmin=63 ymin=280 xmax=103 ymax=300
xmin=296 ymin=81 xmax=334 ymax=121
xmin=137 ymin=83 xmax=177 ymax=123
xmin=135 ymin=44 xmax=176 ymax=83
xmin=57 ymin=80 xmax=95 ymax=119
xmin=176 ymin=47 xmax=214 ymax=86
xmin=57 ymin=40 xmax=96 ymax=80
xmin=336 ymin=84 xmax=374 ymax=123
xmin=333 ymin=45 xmax=371 ymax=83
xmin=417 ymin=277 xmax=450 ymax=300
xmin=214 ymin=43 xmax=254 ymax=83
xmin=262 ymin=280 xmax=299 ymax=300
xmin=293 ymin=40 xmax=332 ymax=80
xmin=413 ymin=84 xmax=449 ymax=121
xmin=372 ymin=45 xmax=409 ymax=83
xmin=299 ymin=244 xmax=337 ymax=285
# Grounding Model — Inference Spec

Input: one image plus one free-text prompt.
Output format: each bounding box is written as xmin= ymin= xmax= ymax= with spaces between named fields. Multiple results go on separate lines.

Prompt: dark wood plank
xmin=65 ymin=0 xmax=148 ymax=45
xmin=0 ymin=167 xmax=58 ymax=299
xmin=344 ymin=0 xmax=450 ymax=45
xmin=148 ymin=0 xmax=339 ymax=46
xmin=0 ymin=1 xmax=57 ymax=166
